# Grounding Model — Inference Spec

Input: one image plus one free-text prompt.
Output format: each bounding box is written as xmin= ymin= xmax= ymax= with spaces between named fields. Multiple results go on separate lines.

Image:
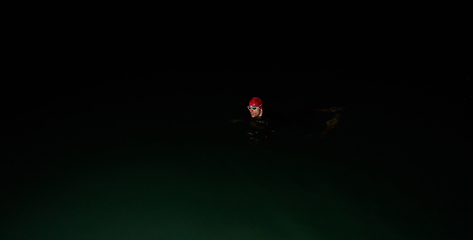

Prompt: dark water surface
xmin=2 ymin=60 xmax=472 ymax=239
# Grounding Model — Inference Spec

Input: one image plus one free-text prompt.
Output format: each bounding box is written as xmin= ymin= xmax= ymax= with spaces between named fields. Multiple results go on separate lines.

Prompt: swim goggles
xmin=247 ymin=104 xmax=262 ymax=110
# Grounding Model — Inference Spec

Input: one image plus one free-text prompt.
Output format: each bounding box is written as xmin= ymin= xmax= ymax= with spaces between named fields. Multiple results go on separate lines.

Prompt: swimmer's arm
xmin=312 ymin=107 xmax=343 ymax=113
xmin=228 ymin=119 xmax=245 ymax=124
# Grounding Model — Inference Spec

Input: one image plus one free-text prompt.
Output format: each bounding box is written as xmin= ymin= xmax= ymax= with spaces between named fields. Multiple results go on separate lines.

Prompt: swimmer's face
xmin=248 ymin=105 xmax=263 ymax=118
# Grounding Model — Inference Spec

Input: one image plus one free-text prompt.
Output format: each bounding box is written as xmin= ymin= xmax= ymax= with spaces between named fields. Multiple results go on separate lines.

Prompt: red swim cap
xmin=249 ymin=97 xmax=263 ymax=109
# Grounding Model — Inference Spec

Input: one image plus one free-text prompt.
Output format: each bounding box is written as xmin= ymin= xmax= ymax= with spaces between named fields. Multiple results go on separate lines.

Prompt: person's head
xmin=248 ymin=97 xmax=263 ymax=118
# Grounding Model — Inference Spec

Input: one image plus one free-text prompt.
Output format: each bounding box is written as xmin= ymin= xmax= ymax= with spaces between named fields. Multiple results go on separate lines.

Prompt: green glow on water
xmin=4 ymin=136 xmax=451 ymax=240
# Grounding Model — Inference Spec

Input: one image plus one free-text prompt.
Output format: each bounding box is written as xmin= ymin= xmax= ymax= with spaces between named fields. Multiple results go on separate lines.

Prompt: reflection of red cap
xmin=249 ymin=97 xmax=263 ymax=109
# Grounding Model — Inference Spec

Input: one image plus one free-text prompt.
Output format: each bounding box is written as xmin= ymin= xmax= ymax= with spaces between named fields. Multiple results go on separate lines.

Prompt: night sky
xmin=2 ymin=43 xmax=472 ymax=239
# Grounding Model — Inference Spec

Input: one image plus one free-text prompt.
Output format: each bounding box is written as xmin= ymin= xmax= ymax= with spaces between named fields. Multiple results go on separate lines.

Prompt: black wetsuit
xmin=231 ymin=108 xmax=342 ymax=147
xmin=246 ymin=115 xmax=273 ymax=146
